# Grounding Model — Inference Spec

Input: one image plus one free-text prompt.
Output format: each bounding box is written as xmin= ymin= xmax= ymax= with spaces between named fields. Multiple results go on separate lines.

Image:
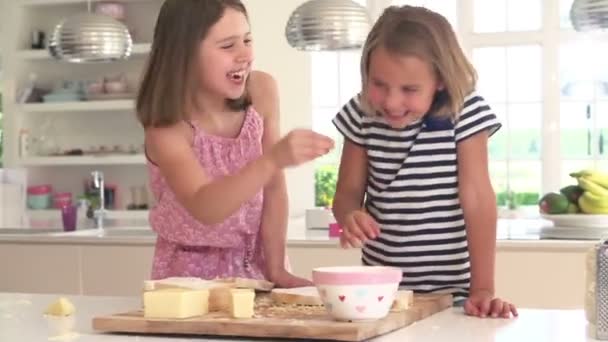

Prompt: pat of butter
xmin=390 ymin=290 xmax=414 ymax=312
xmin=229 ymin=288 xmax=255 ymax=319
xmin=44 ymin=297 xmax=75 ymax=317
xmin=143 ymin=288 xmax=209 ymax=319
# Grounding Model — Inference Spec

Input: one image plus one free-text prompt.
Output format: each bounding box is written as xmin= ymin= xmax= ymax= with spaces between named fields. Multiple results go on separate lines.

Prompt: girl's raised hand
xmin=269 ymin=129 xmax=334 ymax=168
xmin=340 ymin=209 xmax=381 ymax=249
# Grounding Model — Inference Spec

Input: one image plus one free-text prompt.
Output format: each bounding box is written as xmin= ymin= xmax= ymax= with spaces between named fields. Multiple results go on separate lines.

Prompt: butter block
xmin=143 ymin=288 xmax=209 ymax=319
xmin=229 ymin=288 xmax=255 ymax=319
xmin=390 ymin=290 xmax=414 ymax=312
xmin=45 ymin=297 xmax=76 ymax=316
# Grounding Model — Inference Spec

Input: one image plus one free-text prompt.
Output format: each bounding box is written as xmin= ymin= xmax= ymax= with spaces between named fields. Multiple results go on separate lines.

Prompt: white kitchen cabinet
xmin=0 ymin=239 xmax=592 ymax=310
xmin=287 ymin=243 xmax=592 ymax=310
xmin=0 ymin=0 xmax=316 ymax=218
xmin=80 ymin=245 xmax=153 ymax=296
xmin=0 ymin=243 xmax=81 ymax=294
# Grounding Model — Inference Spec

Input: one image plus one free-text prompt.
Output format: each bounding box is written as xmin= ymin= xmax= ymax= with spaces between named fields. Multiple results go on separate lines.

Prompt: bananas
xmin=570 ymin=169 xmax=608 ymax=214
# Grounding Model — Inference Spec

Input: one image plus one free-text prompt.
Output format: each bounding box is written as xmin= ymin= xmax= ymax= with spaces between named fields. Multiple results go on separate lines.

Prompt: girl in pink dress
xmin=135 ymin=0 xmax=334 ymax=288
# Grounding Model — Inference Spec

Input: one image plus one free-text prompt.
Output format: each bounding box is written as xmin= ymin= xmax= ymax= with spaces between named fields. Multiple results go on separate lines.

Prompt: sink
xmin=0 ymin=228 xmax=63 ymax=235
xmin=51 ymin=227 xmax=156 ymax=237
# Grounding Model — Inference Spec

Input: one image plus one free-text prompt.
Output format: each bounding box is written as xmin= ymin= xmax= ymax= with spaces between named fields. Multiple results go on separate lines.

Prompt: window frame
xmin=311 ymin=0 xmax=608 ymax=212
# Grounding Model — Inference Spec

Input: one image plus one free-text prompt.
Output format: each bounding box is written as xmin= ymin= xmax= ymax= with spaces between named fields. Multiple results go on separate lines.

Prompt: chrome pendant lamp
xmin=48 ymin=0 xmax=133 ymax=63
xmin=570 ymin=0 xmax=608 ymax=31
xmin=285 ymin=0 xmax=371 ymax=51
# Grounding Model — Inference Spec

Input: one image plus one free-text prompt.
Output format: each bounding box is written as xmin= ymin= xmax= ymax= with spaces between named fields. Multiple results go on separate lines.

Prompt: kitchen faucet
xmin=91 ymin=170 xmax=105 ymax=229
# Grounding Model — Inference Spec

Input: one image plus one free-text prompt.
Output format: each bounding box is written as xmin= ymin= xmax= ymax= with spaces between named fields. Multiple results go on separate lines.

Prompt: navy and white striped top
xmin=332 ymin=91 xmax=501 ymax=301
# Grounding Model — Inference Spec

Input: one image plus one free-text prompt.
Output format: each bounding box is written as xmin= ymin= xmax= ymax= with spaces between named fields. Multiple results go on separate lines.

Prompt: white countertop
xmin=0 ymin=216 xmax=601 ymax=251
xmin=0 ymin=292 xmax=601 ymax=342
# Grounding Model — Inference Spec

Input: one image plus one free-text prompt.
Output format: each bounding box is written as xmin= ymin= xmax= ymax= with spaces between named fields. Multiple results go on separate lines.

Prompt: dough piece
xmin=390 ymin=290 xmax=414 ymax=312
xmin=270 ymin=287 xmax=323 ymax=306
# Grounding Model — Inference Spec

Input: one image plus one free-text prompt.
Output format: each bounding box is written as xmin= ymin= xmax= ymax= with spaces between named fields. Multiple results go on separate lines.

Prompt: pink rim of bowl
xmin=27 ymin=185 xmax=52 ymax=195
xmin=312 ymin=266 xmax=402 ymax=285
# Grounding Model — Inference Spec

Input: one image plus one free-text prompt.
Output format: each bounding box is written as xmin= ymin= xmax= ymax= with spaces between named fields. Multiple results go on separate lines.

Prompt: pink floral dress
xmin=147 ymin=107 xmax=267 ymax=280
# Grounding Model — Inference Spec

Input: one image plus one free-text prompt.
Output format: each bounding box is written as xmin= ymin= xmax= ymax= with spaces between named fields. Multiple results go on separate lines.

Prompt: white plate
xmin=539 ymin=225 xmax=608 ymax=240
xmin=541 ymin=214 xmax=608 ymax=229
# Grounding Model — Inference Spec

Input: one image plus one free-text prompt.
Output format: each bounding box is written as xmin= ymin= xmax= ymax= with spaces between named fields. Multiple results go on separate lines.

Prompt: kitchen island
xmin=0 ymin=292 xmax=599 ymax=342
xmin=0 ymin=217 xmax=599 ymax=309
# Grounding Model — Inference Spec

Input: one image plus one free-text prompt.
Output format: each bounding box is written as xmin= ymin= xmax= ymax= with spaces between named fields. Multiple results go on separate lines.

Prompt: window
xmin=473 ymin=45 xmax=543 ymax=207
xmin=392 ymin=0 xmax=458 ymax=28
xmin=311 ymin=0 xmax=595 ymax=215
xmin=0 ymin=57 xmax=3 ymax=168
xmin=311 ymin=1 xmax=366 ymax=207
xmin=559 ymin=40 xmax=608 ymax=184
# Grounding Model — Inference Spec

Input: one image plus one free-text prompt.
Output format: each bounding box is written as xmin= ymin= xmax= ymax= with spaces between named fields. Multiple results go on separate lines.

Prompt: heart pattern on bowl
xmin=315 ymin=284 xmax=398 ymax=321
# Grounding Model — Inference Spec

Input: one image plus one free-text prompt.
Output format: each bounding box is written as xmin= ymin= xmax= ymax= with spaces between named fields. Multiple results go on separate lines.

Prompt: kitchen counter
xmin=0 ymin=216 xmax=601 ymax=250
xmin=0 ymin=292 xmax=600 ymax=342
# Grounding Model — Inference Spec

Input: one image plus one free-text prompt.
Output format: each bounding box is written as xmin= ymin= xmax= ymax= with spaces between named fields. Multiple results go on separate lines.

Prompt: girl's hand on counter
xmin=464 ymin=289 xmax=519 ymax=319
xmin=339 ymin=210 xmax=380 ymax=249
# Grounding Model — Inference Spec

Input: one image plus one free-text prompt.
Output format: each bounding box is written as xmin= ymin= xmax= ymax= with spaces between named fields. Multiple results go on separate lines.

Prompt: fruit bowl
xmin=312 ymin=266 xmax=402 ymax=322
xmin=541 ymin=214 xmax=608 ymax=229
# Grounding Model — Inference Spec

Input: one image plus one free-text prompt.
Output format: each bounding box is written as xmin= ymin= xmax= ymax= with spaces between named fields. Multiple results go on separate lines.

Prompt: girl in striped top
xmin=332 ymin=5 xmax=518 ymax=319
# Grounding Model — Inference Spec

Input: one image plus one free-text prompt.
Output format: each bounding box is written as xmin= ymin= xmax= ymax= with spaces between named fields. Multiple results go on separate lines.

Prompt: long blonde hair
xmin=360 ymin=5 xmax=477 ymax=119
xmin=136 ymin=0 xmax=251 ymax=128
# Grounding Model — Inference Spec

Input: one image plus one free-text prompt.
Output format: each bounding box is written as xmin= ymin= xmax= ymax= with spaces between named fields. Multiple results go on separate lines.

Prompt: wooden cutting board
xmin=92 ymin=293 xmax=453 ymax=341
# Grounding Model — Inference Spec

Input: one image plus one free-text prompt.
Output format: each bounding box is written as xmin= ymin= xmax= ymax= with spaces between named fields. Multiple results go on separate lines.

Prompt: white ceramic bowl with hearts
xmin=312 ymin=266 xmax=402 ymax=321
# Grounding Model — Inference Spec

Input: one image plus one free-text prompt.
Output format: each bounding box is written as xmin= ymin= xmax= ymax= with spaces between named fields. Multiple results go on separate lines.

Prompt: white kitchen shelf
xmin=18 ymin=43 xmax=151 ymax=60
xmin=20 ymin=99 xmax=134 ymax=113
xmin=19 ymin=154 xmax=146 ymax=166
xmin=23 ymin=0 xmax=152 ymax=7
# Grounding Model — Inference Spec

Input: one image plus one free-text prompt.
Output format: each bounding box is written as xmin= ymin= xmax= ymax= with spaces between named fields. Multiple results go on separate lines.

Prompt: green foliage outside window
xmin=315 ymin=165 xmax=337 ymax=208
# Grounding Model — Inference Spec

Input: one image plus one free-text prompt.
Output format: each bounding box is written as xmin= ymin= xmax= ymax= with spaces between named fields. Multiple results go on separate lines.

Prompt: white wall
xmin=246 ymin=0 xmax=315 ymax=218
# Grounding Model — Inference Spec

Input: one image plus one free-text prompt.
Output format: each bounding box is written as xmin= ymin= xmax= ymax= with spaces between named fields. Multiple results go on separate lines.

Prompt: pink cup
xmin=329 ymin=223 xmax=342 ymax=238
xmin=61 ymin=205 xmax=77 ymax=232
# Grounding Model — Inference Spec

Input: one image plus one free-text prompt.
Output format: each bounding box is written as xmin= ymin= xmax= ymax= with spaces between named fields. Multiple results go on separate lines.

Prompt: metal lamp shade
xmin=285 ymin=0 xmax=371 ymax=51
xmin=49 ymin=13 xmax=133 ymax=63
xmin=570 ymin=0 xmax=608 ymax=31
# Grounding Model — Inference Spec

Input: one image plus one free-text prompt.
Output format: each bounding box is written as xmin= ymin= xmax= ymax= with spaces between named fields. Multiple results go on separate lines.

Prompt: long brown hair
xmin=360 ymin=5 xmax=477 ymax=119
xmin=136 ymin=0 xmax=251 ymax=128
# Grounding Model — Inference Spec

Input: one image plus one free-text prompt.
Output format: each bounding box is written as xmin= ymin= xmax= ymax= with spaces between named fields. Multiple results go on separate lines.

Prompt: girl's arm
xmin=332 ymin=140 xmax=368 ymax=226
xmin=457 ymin=130 xmax=497 ymax=294
xmin=146 ymin=123 xmax=277 ymax=225
xmin=248 ymin=71 xmax=306 ymax=285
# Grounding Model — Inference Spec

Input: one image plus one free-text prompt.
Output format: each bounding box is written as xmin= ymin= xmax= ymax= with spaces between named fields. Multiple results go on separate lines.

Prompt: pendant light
xmin=285 ymin=0 xmax=371 ymax=51
xmin=570 ymin=0 xmax=608 ymax=32
xmin=48 ymin=0 xmax=133 ymax=63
